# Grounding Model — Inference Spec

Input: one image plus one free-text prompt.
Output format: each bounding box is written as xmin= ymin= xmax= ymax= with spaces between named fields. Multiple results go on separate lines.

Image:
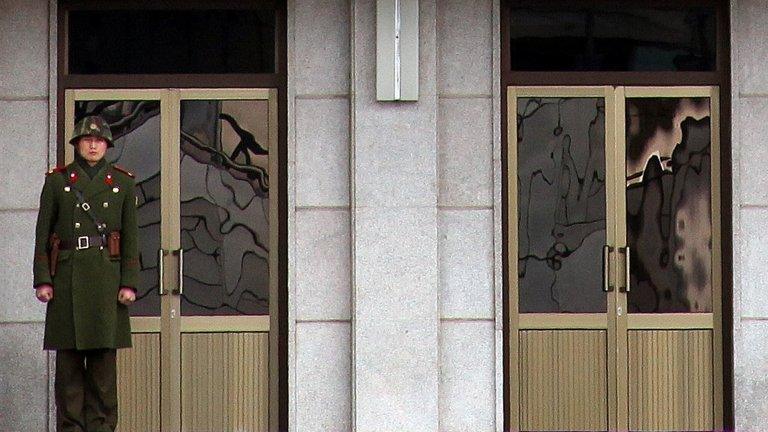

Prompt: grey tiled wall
xmin=13 ymin=0 xmax=763 ymax=431
xmin=289 ymin=0 xmax=353 ymax=431
xmin=0 ymin=1 xmax=54 ymax=431
xmin=733 ymin=0 xmax=768 ymax=429
xmin=288 ymin=0 xmax=501 ymax=431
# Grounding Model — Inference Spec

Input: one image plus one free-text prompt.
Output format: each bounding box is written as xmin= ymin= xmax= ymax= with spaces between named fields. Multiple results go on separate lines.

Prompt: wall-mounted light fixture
xmin=376 ymin=0 xmax=419 ymax=101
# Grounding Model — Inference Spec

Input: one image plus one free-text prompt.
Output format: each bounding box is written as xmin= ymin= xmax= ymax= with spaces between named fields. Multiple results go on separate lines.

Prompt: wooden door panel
xmin=116 ymin=333 xmax=161 ymax=432
xmin=180 ymin=332 xmax=269 ymax=432
xmin=627 ymin=330 xmax=713 ymax=431
xmin=519 ymin=330 xmax=609 ymax=431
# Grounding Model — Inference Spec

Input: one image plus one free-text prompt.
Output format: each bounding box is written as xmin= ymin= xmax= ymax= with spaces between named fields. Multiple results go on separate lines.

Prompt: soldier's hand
xmin=35 ymin=285 xmax=53 ymax=303
xmin=117 ymin=287 xmax=136 ymax=306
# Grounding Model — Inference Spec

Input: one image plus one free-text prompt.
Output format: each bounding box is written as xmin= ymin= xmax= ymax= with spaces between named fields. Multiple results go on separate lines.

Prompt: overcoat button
xmin=103 ymin=202 xmax=109 ymax=208
xmin=75 ymin=222 xmax=80 ymax=229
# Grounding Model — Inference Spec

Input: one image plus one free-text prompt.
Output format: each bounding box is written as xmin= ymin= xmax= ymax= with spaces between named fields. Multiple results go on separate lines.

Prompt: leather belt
xmin=59 ymin=235 xmax=106 ymax=251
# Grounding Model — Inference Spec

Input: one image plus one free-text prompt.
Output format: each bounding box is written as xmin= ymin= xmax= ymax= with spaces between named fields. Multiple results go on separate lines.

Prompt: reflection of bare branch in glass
xmin=179 ymin=100 xmax=270 ymax=316
xmin=179 ymin=168 xmax=269 ymax=315
xmin=626 ymin=98 xmax=712 ymax=313
xmin=181 ymin=130 xmax=269 ymax=196
xmin=517 ymin=97 xmax=607 ymax=313
xmin=626 ymin=98 xmax=710 ymax=185
xmin=76 ymin=101 xmax=160 ymax=143
xmin=220 ymin=113 xmax=268 ymax=166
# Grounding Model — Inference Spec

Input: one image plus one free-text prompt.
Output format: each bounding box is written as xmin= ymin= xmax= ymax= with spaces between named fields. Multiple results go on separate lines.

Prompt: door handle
xmin=171 ymin=248 xmax=184 ymax=296
xmin=619 ymin=246 xmax=631 ymax=293
xmin=177 ymin=248 xmax=184 ymax=296
xmin=158 ymin=248 xmax=167 ymax=296
xmin=602 ymin=245 xmax=614 ymax=292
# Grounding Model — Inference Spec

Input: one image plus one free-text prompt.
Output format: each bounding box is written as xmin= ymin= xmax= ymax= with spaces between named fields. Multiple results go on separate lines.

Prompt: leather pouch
xmin=49 ymin=233 xmax=60 ymax=276
xmin=108 ymin=231 xmax=121 ymax=259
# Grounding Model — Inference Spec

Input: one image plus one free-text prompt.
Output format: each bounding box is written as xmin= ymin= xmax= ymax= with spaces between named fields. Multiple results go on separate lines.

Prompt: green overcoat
xmin=33 ymin=161 xmax=139 ymax=350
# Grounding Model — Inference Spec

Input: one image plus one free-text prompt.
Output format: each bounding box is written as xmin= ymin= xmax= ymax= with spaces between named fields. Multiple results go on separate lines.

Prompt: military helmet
xmin=70 ymin=115 xmax=114 ymax=148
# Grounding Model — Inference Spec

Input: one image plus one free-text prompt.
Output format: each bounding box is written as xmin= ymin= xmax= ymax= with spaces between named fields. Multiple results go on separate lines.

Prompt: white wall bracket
xmin=376 ymin=0 xmax=419 ymax=101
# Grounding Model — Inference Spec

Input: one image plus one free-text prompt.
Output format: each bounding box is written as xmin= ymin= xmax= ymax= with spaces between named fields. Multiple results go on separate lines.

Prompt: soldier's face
xmin=77 ymin=136 xmax=108 ymax=164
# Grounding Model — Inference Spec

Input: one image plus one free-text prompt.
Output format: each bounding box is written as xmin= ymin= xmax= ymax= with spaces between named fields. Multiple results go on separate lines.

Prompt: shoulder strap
xmin=71 ymin=188 xmax=108 ymax=234
xmin=46 ymin=167 xmax=66 ymax=177
xmin=113 ymin=165 xmax=135 ymax=178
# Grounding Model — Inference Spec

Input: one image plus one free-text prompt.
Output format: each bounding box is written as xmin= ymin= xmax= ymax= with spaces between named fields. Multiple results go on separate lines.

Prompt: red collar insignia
xmin=105 ymin=173 xmax=114 ymax=186
xmin=68 ymin=171 xmax=78 ymax=184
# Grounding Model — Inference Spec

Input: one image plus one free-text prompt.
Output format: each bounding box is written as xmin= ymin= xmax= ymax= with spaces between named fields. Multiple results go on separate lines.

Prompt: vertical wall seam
xmin=491 ymin=0 xmax=504 ymax=431
xmin=434 ymin=1 xmax=444 ymax=431
xmin=730 ymin=1 xmax=742 ymax=430
xmin=348 ymin=0 xmax=357 ymax=431
xmin=286 ymin=0 xmax=298 ymax=431
xmin=430 ymin=1 xmax=443 ymax=428
xmin=428 ymin=4 xmax=441 ymax=429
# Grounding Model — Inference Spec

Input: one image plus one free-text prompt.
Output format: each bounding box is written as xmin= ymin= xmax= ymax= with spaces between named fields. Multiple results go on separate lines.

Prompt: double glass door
xmin=507 ymin=86 xmax=723 ymax=431
xmin=64 ymin=89 xmax=278 ymax=432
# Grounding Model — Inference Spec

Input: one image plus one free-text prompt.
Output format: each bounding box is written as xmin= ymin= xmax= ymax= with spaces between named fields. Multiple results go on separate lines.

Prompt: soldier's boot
xmin=55 ymin=350 xmax=87 ymax=432
xmin=84 ymin=349 xmax=118 ymax=432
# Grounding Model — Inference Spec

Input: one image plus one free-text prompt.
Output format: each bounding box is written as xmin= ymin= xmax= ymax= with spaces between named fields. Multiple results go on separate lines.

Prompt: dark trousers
xmin=55 ymin=349 xmax=118 ymax=432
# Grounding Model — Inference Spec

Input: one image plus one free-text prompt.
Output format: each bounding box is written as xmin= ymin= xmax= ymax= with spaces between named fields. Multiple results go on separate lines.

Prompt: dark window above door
xmin=509 ymin=5 xmax=717 ymax=72
xmin=67 ymin=8 xmax=276 ymax=74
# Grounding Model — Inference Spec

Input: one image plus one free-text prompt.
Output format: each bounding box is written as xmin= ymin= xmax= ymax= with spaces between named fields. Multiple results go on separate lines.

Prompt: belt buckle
xmin=76 ymin=236 xmax=90 ymax=250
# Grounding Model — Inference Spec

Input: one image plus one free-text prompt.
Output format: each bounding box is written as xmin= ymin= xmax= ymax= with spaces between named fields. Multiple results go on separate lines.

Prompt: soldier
xmin=33 ymin=115 xmax=140 ymax=432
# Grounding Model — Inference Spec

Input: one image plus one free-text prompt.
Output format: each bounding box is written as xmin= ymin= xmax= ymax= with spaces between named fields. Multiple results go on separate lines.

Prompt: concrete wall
xmin=287 ymin=0 xmax=502 ymax=431
xmin=732 ymin=0 xmax=768 ymax=430
xmin=436 ymin=0 xmax=501 ymax=430
xmin=2 ymin=0 xmax=759 ymax=431
xmin=0 ymin=1 xmax=56 ymax=431
xmin=288 ymin=0 xmax=353 ymax=430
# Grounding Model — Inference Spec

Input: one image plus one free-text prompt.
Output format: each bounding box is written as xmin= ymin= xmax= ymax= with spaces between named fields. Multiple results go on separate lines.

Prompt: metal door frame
xmin=506 ymin=85 xmax=723 ymax=431
xmin=64 ymin=88 xmax=279 ymax=432
xmin=614 ymin=86 xmax=723 ymax=431
xmin=507 ymin=86 xmax=617 ymax=431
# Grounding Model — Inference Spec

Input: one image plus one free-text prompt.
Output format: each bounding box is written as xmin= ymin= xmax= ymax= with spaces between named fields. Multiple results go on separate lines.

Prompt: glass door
xmin=615 ymin=86 xmax=723 ymax=431
xmin=65 ymin=89 xmax=167 ymax=431
xmin=175 ymin=89 xmax=277 ymax=432
xmin=508 ymin=87 xmax=617 ymax=431
xmin=65 ymin=89 xmax=278 ymax=432
xmin=507 ymin=86 xmax=723 ymax=432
